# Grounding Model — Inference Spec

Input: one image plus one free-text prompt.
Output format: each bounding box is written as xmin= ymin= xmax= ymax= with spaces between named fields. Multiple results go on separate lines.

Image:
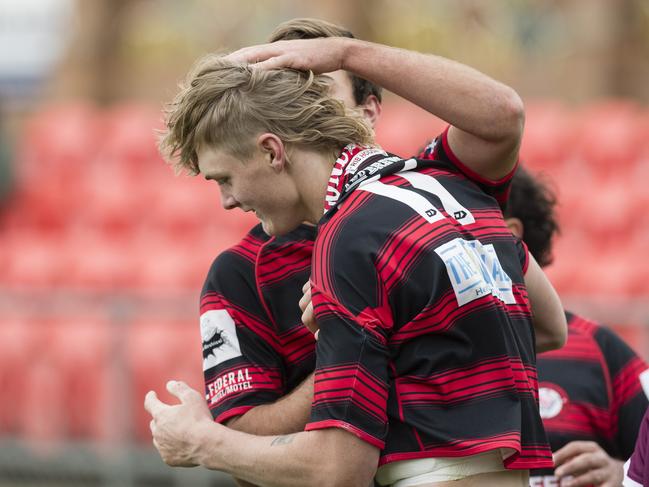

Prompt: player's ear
xmin=359 ymin=95 xmax=382 ymax=130
xmin=257 ymin=133 xmax=287 ymax=172
xmin=505 ymin=217 xmax=524 ymax=239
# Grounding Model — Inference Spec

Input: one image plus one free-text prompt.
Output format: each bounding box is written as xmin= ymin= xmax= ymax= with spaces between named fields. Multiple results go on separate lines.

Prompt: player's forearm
xmin=340 ymin=39 xmax=524 ymax=146
xmin=226 ymin=374 xmax=314 ymax=435
xmin=194 ymin=424 xmax=376 ymax=487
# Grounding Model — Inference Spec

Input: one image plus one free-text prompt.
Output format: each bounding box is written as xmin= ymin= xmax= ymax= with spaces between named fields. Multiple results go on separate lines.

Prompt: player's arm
xmin=146 ymin=381 xmax=378 ymax=487
xmin=228 ymin=37 xmax=523 ymax=180
xmin=225 ymin=372 xmax=313 ymax=435
xmin=524 ymin=253 xmax=567 ymax=352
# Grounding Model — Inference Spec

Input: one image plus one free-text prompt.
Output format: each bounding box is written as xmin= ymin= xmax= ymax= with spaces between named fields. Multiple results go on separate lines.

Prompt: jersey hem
xmin=378 ymin=443 xmax=553 ymax=470
xmin=305 ymin=419 xmax=385 ymax=449
xmin=213 ymin=405 xmax=256 ymax=424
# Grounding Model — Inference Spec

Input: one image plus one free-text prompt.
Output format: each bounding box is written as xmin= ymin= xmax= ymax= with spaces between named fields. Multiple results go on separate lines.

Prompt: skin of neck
xmin=285 ymin=145 xmax=339 ymax=224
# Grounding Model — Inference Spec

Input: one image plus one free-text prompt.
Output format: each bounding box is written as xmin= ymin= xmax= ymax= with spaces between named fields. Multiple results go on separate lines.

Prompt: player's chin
xmin=261 ymin=217 xmax=297 ymax=237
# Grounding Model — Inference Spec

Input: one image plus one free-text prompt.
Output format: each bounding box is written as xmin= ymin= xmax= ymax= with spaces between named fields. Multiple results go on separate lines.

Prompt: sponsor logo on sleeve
xmin=205 ymin=368 xmax=253 ymax=405
xmin=200 ymin=309 xmax=242 ymax=371
xmin=435 ymin=237 xmax=515 ymax=306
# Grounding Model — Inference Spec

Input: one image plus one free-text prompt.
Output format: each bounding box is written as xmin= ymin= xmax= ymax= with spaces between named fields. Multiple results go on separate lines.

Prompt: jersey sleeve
xmin=516 ymin=237 xmax=530 ymax=274
xmin=595 ymin=326 xmax=649 ymax=457
xmin=417 ymin=126 xmax=517 ymax=209
xmin=200 ymin=252 xmax=285 ymax=424
xmin=304 ymin=232 xmax=391 ymax=449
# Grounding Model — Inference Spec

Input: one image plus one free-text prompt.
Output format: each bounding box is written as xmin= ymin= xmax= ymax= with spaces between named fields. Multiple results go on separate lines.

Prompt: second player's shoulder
xmin=202 ymin=224 xmax=269 ymax=298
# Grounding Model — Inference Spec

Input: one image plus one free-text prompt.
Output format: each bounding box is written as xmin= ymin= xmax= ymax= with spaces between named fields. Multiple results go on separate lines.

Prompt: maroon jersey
xmin=305 ymin=142 xmax=552 ymax=469
xmin=624 ymin=409 xmax=649 ymax=486
xmin=530 ymin=312 xmax=649 ymax=484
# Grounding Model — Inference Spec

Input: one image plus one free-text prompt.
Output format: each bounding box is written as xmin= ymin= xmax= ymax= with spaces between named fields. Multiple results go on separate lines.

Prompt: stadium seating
xmin=1 ymin=99 xmax=648 ymax=444
xmin=125 ymin=319 xmax=203 ymax=442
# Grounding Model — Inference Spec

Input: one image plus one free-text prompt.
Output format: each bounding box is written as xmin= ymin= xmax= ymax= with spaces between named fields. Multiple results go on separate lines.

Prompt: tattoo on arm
xmin=270 ymin=434 xmax=297 ymax=446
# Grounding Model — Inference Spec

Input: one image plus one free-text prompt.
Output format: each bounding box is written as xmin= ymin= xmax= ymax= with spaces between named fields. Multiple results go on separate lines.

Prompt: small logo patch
xmin=200 ymin=309 xmax=242 ymax=371
xmin=538 ymin=383 xmax=568 ymax=419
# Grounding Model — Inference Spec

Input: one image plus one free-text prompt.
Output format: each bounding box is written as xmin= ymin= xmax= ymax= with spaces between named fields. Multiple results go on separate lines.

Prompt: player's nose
xmin=220 ymin=191 xmax=240 ymax=210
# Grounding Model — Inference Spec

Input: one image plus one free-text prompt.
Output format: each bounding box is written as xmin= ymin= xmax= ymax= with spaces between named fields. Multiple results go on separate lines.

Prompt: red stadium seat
xmin=0 ymin=318 xmax=38 ymax=435
xmin=520 ymin=101 xmax=577 ymax=172
xmin=1 ymin=230 xmax=69 ymax=288
xmin=126 ymin=319 xmax=203 ymax=442
xmin=100 ymin=103 xmax=165 ymax=174
xmin=375 ymin=99 xmax=446 ymax=157
xmin=48 ymin=317 xmax=115 ymax=440
xmin=571 ymin=100 xmax=644 ymax=178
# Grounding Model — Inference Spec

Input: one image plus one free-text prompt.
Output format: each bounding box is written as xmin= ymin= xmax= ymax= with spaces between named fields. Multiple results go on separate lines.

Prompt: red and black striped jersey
xmin=200 ymin=223 xmax=316 ymax=424
xmin=197 ymin=131 xmax=452 ymax=425
xmin=305 ymin=141 xmax=552 ymax=469
xmin=530 ymin=312 xmax=649 ymax=482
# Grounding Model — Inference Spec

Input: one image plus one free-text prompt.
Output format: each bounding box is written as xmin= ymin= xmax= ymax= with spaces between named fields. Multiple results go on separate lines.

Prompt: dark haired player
xmin=504 ymin=168 xmax=649 ymax=487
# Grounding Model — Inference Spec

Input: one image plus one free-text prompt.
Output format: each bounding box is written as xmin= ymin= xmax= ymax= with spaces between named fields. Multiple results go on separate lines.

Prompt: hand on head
xmin=226 ymin=37 xmax=349 ymax=74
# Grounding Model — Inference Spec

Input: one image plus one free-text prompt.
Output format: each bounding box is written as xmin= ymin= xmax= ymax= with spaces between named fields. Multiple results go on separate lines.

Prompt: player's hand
xmin=226 ymin=38 xmax=350 ymax=74
xmin=553 ymin=441 xmax=624 ymax=486
xmin=144 ymin=380 xmax=213 ymax=467
xmin=299 ymin=280 xmax=319 ymax=339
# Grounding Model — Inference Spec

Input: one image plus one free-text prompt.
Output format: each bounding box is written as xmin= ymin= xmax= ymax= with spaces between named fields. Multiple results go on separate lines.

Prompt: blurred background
xmin=0 ymin=0 xmax=648 ymax=485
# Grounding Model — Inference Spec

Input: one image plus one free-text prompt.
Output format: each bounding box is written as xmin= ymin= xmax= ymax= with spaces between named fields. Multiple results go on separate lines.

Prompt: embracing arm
xmin=145 ymin=381 xmax=377 ymax=487
xmin=230 ymin=37 xmax=524 ymax=180
xmin=524 ymin=253 xmax=567 ymax=352
xmin=225 ymin=373 xmax=314 ymax=435
xmin=196 ymin=425 xmax=377 ymax=487
xmin=340 ymin=39 xmax=524 ymax=180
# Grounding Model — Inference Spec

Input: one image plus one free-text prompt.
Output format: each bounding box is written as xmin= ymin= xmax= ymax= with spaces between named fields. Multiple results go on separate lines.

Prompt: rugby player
xmin=504 ymin=168 xmax=649 ymax=487
xmin=145 ymin=34 xmax=566 ymax=486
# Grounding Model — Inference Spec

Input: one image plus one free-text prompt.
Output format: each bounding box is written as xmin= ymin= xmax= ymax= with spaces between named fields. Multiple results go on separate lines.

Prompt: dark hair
xmin=268 ymin=18 xmax=383 ymax=105
xmin=505 ymin=166 xmax=560 ymax=268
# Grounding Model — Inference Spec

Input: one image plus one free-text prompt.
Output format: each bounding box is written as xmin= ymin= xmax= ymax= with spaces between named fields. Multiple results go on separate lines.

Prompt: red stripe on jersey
xmin=375 ymin=216 xmax=453 ymax=293
xmin=392 ymin=285 xmax=531 ymax=345
xmin=257 ymin=240 xmax=313 ymax=285
xmin=313 ymin=364 xmax=388 ymax=422
xmin=612 ymin=357 xmax=648 ymax=413
xmin=540 ymin=333 xmax=603 ymax=362
xmin=312 ymin=287 xmax=389 ymax=343
xmin=228 ymin=232 xmax=266 ymax=262
xmin=543 ymin=402 xmax=611 ymax=438
xmin=313 ymin=191 xmax=373 ymax=295
xmin=396 ymin=356 xmax=537 ymax=405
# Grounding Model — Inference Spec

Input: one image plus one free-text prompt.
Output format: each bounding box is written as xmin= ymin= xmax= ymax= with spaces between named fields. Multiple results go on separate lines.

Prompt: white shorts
xmin=375 ymin=449 xmax=509 ymax=487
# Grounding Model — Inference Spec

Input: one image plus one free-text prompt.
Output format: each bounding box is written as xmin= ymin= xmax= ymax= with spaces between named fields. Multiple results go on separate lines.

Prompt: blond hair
xmin=159 ymin=54 xmax=373 ymax=174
